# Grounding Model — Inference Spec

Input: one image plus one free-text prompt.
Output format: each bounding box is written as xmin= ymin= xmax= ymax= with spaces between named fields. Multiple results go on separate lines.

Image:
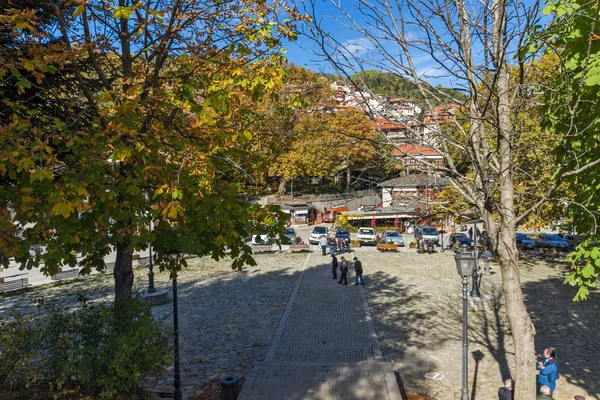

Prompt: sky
xmin=280 ymin=0 xmax=546 ymax=89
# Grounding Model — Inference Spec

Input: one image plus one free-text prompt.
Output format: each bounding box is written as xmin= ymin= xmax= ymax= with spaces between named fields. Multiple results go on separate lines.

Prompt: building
xmin=380 ymin=175 xmax=449 ymax=208
xmin=391 ymin=144 xmax=444 ymax=172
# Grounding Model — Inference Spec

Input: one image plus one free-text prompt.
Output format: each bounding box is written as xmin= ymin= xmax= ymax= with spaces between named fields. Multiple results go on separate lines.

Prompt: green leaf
xmin=581 ymin=263 xmax=596 ymax=278
xmin=113 ymin=7 xmax=133 ymax=20
xmin=127 ymin=185 xmax=141 ymax=196
xmin=23 ymin=60 xmax=35 ymax=71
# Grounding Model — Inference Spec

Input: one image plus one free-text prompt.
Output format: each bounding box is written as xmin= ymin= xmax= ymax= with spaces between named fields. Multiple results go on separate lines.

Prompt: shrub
xmin=1 ymin=294 xmax=171 ymax=398
xmin=0 ymin=312 xmax=41 ymax=388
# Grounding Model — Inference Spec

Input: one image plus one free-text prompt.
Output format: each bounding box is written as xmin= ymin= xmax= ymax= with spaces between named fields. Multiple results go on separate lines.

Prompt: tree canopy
xmin=0 ymin=0 xmax=305 ymax=303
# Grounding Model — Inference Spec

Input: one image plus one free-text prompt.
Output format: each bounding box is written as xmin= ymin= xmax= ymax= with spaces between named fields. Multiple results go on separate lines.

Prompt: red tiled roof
xmin=392 ymin=144 xmax=441 ymax=157
xmin=375 ymin=118 xmax=405 ymax=131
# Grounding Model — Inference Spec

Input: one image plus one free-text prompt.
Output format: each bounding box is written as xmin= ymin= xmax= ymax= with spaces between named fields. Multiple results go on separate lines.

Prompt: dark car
xmin=335 ymin=229 xmax=350 ymax=240
xmin=516 ymin=233 xmax=535 ymax=250
xmin=449 ymin=232 xmax=470 ymax=246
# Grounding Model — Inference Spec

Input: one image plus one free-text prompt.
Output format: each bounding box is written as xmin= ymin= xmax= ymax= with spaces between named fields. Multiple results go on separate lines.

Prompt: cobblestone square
xmin=2 ymin=246 xmax=598 ymax=399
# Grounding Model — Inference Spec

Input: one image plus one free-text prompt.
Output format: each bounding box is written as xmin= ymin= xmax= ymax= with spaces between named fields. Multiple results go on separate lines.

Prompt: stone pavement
xmin=239 ymin=252 xmax=402 ymax=400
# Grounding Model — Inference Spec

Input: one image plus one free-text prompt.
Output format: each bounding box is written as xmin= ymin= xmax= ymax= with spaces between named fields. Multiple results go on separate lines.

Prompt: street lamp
xmin=168 ymin=248 xmax=183 ymax=400
xmin=455 ymin=251 xmax=475 ymax=400
xmin=148 ymin=221 xmax=155 ymax=293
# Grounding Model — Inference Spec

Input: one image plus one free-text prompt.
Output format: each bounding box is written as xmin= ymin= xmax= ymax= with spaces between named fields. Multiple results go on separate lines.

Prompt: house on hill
xmin=380 ymin=174 xmax=449 ymax=207
xmin=391 ymin=144 xmax=444 ymax=173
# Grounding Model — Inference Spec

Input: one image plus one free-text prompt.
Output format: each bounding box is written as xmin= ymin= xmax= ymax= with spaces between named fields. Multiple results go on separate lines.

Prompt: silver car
xmin=381 ymin=230 xmax=405 ymax=246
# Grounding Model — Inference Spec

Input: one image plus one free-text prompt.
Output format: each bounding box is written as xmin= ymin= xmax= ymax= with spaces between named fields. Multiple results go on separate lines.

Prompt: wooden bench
xmin=51 ymin=268 xmax=80 ymax=281
xmin=252 ymin=245 xmax=274 ymax=254
xmin=0 ymin=278 xmax=29 ymax=293
xmin=377 ymin=243 xmax=398 ymax=252
xmin=289 ymin=244 xmax=311 ymax=253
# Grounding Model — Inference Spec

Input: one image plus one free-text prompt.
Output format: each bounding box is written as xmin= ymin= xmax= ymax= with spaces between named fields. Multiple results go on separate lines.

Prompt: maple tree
xmin=0 ymin=0 xmax=304 ymax=304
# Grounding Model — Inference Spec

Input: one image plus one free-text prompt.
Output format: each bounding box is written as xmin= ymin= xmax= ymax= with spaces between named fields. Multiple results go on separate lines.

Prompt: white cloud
xmin=341 ymin=38 xmax=374 ymax=56
xmin=416 ymin=65 xmax=445 ymax=79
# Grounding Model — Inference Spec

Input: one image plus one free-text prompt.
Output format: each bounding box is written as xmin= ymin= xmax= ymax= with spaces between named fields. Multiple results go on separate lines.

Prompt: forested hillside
xmin=350 ymin=70 xmax=467 ymax=109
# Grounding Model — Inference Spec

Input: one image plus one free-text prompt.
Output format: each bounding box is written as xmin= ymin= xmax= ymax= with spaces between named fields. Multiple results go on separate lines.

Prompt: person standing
xmin=331 ymin=254 xmax=338 ymax=280
xmin=337 ymin=256 xmax=348 ymax=285
xmin=498 ymin=379 xmax=514 ymax=400
xmin=482 ymin=248 xmax=493 ymax=275
xmin=537 ymin=347 xmax=559 ymax=395
xmin=353 ymin=257 xmax=364 ymax=285
xmin=319 ymin=235 xmax=327 ymax=256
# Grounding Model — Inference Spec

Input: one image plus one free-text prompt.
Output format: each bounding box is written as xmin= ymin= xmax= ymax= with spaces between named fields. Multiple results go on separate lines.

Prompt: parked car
xmin=29 ymin=244 xmax=48 ymax=257
xmin=560 ymin=233 xmax=578 ymax=247
xmin=281 ymin=228 xmax=297 ymax=243
xmin=449 ymin=232 xmax=470 ymax=246
xmin=357 ymin=228 xmax=377 ymax=245
xmin=516 ymin=233 xmax=536 ymax=250
xmin=335 ymin=229 xmax=350 ymax=240
xmin=381 ymin=230 xmax=404 ymax=246
xmin=415 ymin=225 xmax=440 ymax=245
xmin=538 ymin=233 xmax=570 ymax=249
xmin=309 ymin=226 xmax=329 ymax=244
xmin=252 ymin=233 xmax=273 ymax=245
xmin=534 ymin=234 xmax=549 ymax=248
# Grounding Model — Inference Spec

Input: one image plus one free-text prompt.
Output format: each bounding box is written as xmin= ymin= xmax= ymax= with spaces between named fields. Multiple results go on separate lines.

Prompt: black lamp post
xmin=470 ymin=220 xmax=481 ymax=298
xmin=148 ymin=221 xmax=155 ymax=293
xmin=455 ymin=251 xmax=475 ymax=400
xmin=168 ymin=249 xmax=183 ymax=400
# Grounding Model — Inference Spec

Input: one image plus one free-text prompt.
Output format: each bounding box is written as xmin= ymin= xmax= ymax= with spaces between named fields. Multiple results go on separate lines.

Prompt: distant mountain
xmin=349 ymin=70 xmax=467 ymax=109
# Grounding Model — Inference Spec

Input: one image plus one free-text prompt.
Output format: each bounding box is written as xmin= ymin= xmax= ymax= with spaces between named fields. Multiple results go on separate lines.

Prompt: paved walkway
xmin=239 ymin=252 xmax=402 ymax=400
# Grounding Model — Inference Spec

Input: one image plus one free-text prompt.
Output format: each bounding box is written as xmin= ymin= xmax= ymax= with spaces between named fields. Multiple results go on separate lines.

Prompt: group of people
xmin=331 ymin=254 xmax=364 ymax=285
xmin=319 ymin=235 xmax=350 ymax=256
xmin=498 ymin=347 xmax=578 ymax=400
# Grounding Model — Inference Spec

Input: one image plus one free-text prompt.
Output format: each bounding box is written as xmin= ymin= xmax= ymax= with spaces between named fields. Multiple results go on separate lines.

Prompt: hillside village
xmin=267 ymin=77 xmax=465 ymax=231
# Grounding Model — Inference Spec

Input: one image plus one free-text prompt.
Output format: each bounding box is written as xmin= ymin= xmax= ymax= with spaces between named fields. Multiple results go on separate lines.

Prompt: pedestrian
xmin=337 ymin=256 xmax=348 ymax=285
xmin=353 ymin=257 xmax=364 ymax=285
xmin=537 ymin=385 xmax=553 ymax=399
xmin=328 ymin=236 xmax=337 ymax=255
xmin=498 ymin=379 xmax=514 ymax=400
xmin=331 ymin=254 xmax=338 ymax=280
xmin=482 ymin=248 xmax=492 ymax=275
xmin=469 ymin=227 xmax=473 ymax=240
xmin=319 ymin=235 xmax=327 ymax=256
xmin=537 ymin=347 xmax=559 ymax=395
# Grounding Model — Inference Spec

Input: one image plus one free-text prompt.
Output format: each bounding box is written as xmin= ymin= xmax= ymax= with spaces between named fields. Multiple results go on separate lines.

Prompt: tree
xmin=534 ymin=0 xmax=600 ymax=300
xmin=0 ymin=1 xmax=304 ymax=305
xmin=250 ymin=65 xmax=382 ymax=193
xmin=301 ymin=0 xmax=598 ymax=397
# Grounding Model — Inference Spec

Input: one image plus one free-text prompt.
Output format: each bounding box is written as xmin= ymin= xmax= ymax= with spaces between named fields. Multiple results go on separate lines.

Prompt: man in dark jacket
xmin=498 ymin=379 xmax=514 ymax=400
xmin=353 ymin=257 xmax=364 ymax=285
xmin=337 ymin=256 xmax=348 ymax=285
xmin=331 ymin=254 xmax=338 ymax=279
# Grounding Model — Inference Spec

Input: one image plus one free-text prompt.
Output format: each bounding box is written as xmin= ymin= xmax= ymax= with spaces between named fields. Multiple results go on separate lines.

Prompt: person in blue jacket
xmin=537 ymin=347 xmax=559 ymax=395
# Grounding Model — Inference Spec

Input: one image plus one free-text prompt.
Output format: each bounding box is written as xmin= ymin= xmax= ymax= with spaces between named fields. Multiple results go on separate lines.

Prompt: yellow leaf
xmin=73 ymin=5 xmax=85 ymax=17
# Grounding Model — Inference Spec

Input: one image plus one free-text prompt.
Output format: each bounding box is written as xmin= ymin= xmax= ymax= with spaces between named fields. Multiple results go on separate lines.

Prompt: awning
xmin=294 ymin=209 xmax=309 ymax=215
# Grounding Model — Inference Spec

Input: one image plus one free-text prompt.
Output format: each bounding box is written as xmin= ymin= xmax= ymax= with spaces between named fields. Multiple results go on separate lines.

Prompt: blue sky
xmin=280 ymin=0 xmax=546 ymax=89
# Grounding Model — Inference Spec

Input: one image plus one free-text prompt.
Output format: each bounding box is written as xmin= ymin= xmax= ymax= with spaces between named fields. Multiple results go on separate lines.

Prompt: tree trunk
xmin=495 ymin=222 xmax=537 ymax=397
xmin=277 ymin=178 xmax=287 ymax=194
xmin=491 ymin=0 xmax=537 ymax=395
xmin=114 ymin=239 xmax=134 ymax=305
xmin=346 ymin=164 xmax=350 ymax=193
